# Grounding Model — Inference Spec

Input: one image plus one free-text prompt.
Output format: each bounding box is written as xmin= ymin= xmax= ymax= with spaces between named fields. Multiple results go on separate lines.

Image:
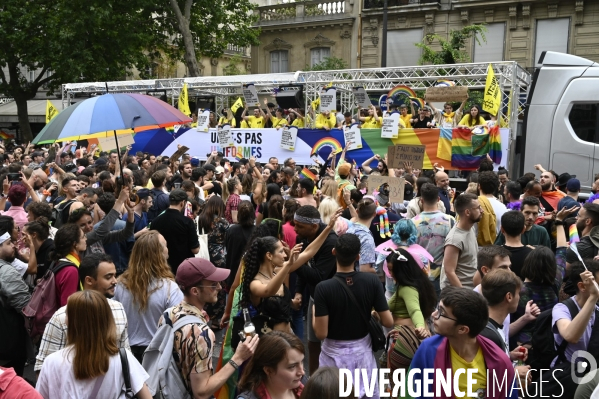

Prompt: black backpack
xmin=527 ymin=298 xmax=578 ymax=378
xmin=50 ymin=199 xmax=75 ymax=228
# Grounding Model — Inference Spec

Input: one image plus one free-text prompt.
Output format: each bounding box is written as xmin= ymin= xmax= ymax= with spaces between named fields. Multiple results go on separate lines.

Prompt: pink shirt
xmin=282 ymin=222 xmax=297 ymax=248
xmin=1 ymin=206 xmax=28 ymax=229
xmin=0 ymin=367 xmax=43 ymax=399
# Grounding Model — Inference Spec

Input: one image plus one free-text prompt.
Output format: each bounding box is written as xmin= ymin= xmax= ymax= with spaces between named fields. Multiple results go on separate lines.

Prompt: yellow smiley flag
xmin=230 ymin=97 xmax=243 ymax=114
xmin=178 ymin=83 xmax=191 ymax=116
xmin=483 ymin=64 xmax=501 ymax=116
xmin=45 ymin=100 xmax=58 ymax=124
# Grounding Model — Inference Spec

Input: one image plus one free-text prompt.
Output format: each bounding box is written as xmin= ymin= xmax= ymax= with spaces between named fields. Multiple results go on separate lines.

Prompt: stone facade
xmin=251 ymin=0 xmax=599 ymax=73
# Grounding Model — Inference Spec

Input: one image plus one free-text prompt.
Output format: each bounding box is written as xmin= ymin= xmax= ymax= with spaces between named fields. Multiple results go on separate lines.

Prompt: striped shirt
xmin=35 ymin=297 xmax=130 ymax=371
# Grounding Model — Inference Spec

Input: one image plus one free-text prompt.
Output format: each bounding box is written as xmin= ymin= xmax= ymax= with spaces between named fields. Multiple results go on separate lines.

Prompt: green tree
xmin=222 ymin=55 xmax=247 ymax=76
xmin=0 ymin=0 xmax=159 ymax=142
xmin=305 ymin=56 xmax=349 ymax=71
xmin=151 ymin=0 xmax=260 ymax=77
xmin=415 ymin=24 xmax=487 ymax=65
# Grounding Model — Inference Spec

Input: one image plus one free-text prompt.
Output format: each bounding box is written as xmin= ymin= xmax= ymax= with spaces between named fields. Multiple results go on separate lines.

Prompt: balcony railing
xmin=256 ymin=0 xmax=349 ymax=24
xmin=364 ymin=0 xmax=438 ymax=9
xmin=225 ymin=44 xmax=250 ymax=57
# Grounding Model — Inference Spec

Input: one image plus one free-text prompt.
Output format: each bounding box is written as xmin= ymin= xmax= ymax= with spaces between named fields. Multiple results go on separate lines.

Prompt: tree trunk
xmin=169 ymin=0 xmax=202 ymax=77
xmin=14 ymin=96 xmax=33 ymax=143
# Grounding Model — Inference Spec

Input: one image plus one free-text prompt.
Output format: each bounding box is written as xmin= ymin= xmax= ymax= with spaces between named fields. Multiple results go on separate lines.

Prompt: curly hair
xmin=118 ymin=231 xmax=175 ymax=311
xmin=240 ymin=236 xmax=280 ymax=309
xmin=391 ymin=218 xmax=418 ymax=246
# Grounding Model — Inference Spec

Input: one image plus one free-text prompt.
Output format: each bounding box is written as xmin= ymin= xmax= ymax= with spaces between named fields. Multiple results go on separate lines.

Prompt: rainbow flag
xmin=436 ymin=80 xmax=456 ymax=87
xmin=488 ymin=125 xmax=502 ymax=164
xmin=300 ymin=167 xmax=316 ymax=181
xmin=436 ymin=128 xmax=452 ymax=161
xmin=0 ymin=131 xmax=12 ymax=140
xmin=451 ymin=128 xmax=485 ymax=169
xmin=569 ymin=224 xmax=580 ymax=245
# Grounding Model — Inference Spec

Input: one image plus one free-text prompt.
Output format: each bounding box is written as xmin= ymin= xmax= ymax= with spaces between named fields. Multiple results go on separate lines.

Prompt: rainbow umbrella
xmin=33 ymin=93 xmax=192 ymax=144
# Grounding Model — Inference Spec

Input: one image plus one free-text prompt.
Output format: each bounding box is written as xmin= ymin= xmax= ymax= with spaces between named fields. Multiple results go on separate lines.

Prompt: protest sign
xmin=367 ymin=175 xmax=388 ymax=195
xmin=387 ymin=144 xmax=425 ymax=170
xmin=343 ymin=124 xmax=363 ymax=151
xmin=387 ymin=177 xmax=405 ymax=203
xmin=352 ymin=87 xmax=372 ymax=108
xmin=425 ymin=86 xmax=468 ymax=102
xmin=381 ymin=112 xmax=400 ymax=139
xmin=281 ymin=126 xmax=298 ymax=151
xmin=319 ymin=87 xmax=337 ymax=112
xmin=217 ymin=125 xmax=234 ymax=147
xmin=242 ymin=83 xmax=260 ymax=107
xmin=98 ymin=134 xmax=135 ymax=151
xmin=196 ymin=110 xmax=211 ymax=132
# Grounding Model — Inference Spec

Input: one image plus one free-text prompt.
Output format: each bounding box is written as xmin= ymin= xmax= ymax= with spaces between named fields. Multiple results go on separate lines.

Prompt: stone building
xmin=251 ymin=0 xmax=599 ymax=73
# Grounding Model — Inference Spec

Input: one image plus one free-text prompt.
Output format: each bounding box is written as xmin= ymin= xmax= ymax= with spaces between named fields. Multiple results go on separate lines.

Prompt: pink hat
xmin=176 ymin=258 xmax=230 ymax=290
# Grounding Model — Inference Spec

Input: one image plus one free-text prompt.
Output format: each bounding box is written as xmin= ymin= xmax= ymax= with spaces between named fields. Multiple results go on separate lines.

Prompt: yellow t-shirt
xmin=361 ymin=116 xmax=382 ymax=129
xmin=218 ymin=116 xmax=236 ymax=127
xmin=270 ymin=116 xmax=287 ymax=128
xmin=458 ymin=115 xmax=486 ymax=127
xmin=450 ymin=346 xmax=487 ymax=398
xmin=315 ymin=113 xmax=336 ymax=129
xmin=240 ymin=119 xmax=250 ymax=129
xmin=291 ymin=118 xmax=304 ymax=128
xmin=400 ymin=114 xmax=412 ymax=128
xmin=246 ymin=115 xmax=265 ymax=128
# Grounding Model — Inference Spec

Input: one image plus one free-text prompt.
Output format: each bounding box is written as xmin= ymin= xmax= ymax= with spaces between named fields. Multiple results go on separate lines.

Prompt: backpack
xmin=51 ymin=199 xmax=75 ymax=228
xmin=337 ymin=182 xmax=350 ymax=209
xmin=142 ymin=309 xmax=204 ymax=399
xmin=527 ymin=298 xmax=578 ymax=375
xmin=22 ymin=260 xmax=75 ymax=339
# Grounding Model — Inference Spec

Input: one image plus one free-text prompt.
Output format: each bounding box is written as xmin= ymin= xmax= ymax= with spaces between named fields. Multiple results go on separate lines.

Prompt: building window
xmin=535 ymin=18 xmax=570 ymax=67
xmin=310 ymin=47 xmax=330 ymax=67
xmin=387 ymin=29 xmax=423 ymax=67
xmin=271 ymin=50 xmax=288 ymax=73
xmin=473 ymin=23 xmax=505 ymax=63
xmin=569 ymin=104 xmax=598 ymax=144
xmin=29 ymin=70 xmax=35 ymax=82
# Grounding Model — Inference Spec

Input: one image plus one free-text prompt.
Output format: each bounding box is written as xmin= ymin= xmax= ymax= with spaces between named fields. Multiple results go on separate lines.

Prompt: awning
xmin=0 ymin=99 xmax=62 ymax=124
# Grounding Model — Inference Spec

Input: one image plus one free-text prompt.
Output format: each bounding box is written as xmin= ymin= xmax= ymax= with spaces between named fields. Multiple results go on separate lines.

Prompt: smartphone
xmin=7 ymin=173 xmax=21 ymax=182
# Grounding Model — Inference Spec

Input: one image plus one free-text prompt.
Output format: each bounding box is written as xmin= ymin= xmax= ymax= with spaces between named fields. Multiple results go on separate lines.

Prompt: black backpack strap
xmin=556 ymin=298 xmax=580 ymax=363
xmin=119 ymin=348 xmax=135 ymax=398
xmin=484 ymin=322 xmax=506 ymax=353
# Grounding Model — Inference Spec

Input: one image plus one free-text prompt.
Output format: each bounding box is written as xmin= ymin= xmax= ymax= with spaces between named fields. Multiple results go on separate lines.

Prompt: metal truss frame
xmin=62 ymin=62 xmax=530 ymax=168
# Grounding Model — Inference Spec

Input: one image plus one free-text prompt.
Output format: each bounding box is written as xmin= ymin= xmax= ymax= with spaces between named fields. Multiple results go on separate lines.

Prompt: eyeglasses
xmin=432 ymin=306 xmax=458 ymax=322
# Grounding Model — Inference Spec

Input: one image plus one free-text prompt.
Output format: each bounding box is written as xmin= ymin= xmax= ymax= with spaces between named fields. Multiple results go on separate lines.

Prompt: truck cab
xmin=522 ymin=51 xmax=599 ymax=192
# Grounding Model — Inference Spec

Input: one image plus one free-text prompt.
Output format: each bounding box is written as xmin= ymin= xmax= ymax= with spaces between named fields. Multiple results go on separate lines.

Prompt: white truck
xmin=521 ymin=51 xmax=599 ymax=192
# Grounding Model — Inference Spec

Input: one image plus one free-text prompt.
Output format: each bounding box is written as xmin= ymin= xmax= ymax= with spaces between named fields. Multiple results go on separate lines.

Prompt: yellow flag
xmin=483 ymin=64 xmax=501 ymax=116
xmin=230 ymin=97 xmax=243 ymax=114
xmin=178 ymin=83 xmax=191 ymax=116
xmin=46 ymin=100 xmax=58 ymax=124
xmin=311 ymin=97 xmax=320 ymax=111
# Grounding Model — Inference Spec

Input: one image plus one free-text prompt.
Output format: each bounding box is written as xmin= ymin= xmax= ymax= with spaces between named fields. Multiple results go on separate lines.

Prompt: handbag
xmin=120 ymin=348 xmax=137 ymax=399
xmin=333 ymin=276 xmax=386 ymax=352
xmin=195 ymin=222 xmax=210 ymax=260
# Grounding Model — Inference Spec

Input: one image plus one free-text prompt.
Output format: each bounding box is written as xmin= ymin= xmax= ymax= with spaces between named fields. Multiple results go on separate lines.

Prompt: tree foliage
xmin=305 ymin=57 xmax=349 ymax=71
xmin=415 ymin=24 xmax=487 ymax=65
xmin=150 ymin=0 xmax=260 ymax=76
xmin=222 ymin=55 xmax=248 ymax=76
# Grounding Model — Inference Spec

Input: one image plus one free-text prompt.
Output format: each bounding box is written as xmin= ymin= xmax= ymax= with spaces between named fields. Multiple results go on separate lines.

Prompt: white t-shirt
xmin=488 ymin=196 xmax=508 ymax=235
xmin=36 ymin=348 xmax=149 ymax=398
xmin=114 ymin=279 xmax=183 ymax=346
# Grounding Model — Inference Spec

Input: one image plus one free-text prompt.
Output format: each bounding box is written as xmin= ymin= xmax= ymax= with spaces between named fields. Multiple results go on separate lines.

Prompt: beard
xmin=576 ymin=219 xmax=587 ymax=234
xmin=541 ymin=182 xmax=552 ymax=191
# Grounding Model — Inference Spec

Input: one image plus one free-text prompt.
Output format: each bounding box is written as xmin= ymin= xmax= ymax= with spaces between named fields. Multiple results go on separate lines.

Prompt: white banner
xmin=343 ymin=123 xmax=363 ymax=151
xmin=197 ymin=110 xmax=211 ymax=133
xmin=280 ymin=126 xmax=298 ymax=151
xmin=319 ymin=87 xmax=337 ymax=112
xmin=381 ymin=112 xmax=400 ymax=139
xmin=352 ymin=87 xmax=371 ymax=108
xmin=160 ymin=128 xmax=317 ymax=164
xmin=217 ymin=125 xmax=234 ymax=147
xmin=242 ymin=83 xmax=260 ymax=107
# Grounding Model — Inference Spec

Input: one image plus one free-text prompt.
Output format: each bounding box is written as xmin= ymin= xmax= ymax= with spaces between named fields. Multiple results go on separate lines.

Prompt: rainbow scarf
xmin=408 ymin=335 xmax=518 ymax=399
xmin=376 ymin=206 xmax=391 ymax=239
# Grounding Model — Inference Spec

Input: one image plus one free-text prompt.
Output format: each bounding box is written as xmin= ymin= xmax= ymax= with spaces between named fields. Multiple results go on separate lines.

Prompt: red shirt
xmin=225 ymin=193 xmax=241 ymax=224
xmin=282 ymin=222 xmax=297 ymax=248
xmin=54 ymin=265 xmax=79 ymax=307
xmin=0 ymin=367 xmax=43 ymax=399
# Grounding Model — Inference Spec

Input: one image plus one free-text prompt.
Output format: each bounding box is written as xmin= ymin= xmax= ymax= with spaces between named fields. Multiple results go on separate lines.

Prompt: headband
xmin=294 ymin=214 xmax=321 ymax=225
xmin=0 ymin=232 xmax=10 ymax=245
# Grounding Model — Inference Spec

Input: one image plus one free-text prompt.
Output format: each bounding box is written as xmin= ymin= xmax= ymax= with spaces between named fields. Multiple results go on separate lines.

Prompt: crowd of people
xmin=0 ymin=130 xmax=598 ymax=399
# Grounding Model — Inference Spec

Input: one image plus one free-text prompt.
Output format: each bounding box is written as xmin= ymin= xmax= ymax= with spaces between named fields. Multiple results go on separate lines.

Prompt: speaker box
xmin=275 ymin=89 xmax=304 ymax=109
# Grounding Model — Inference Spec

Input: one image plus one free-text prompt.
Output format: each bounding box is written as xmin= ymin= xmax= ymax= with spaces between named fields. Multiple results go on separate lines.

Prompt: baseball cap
xmin=566 ymin=178 xmax=581 ymax=192
xmin=136 ymin=188 xmax=151 ymax=200
xmin=203 ymin=163 xmax=216 ymax=172
xmin=215 ymin=166 xmax=225 ymax=175
xmin=63 ymin=163 xmax=78 ymax=173
xmin=190 ymin=157 xmax=200 ymax=167
xmin=176 ymin=258 xmax=230 ymax=290
xmin=94 ymin=158 xmax=107 ymax=166
xmin=169 ymin=188 xmax=188 ymax=202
